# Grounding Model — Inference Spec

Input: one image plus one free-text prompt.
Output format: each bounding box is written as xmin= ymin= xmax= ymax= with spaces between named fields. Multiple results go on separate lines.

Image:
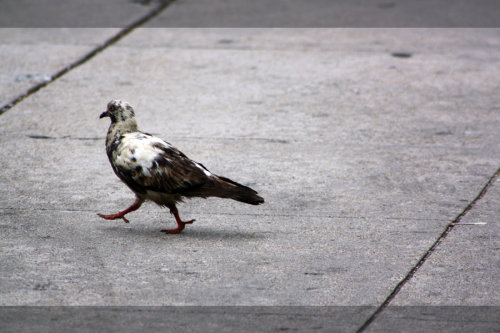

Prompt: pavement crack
xmin=356 ymin=165 xmax=500 ymax=333
xmin=27 ymin=134 xmax=102 ymax=141
xmin=0 ymin=0 xmax=176 ymax=116
xmin=173 ymin=136 xmax=291 ymax=144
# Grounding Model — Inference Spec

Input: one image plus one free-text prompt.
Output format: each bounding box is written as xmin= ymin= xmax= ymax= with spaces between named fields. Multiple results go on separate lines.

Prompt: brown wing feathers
xmin=154 ymin=143 xmax=264 ymax=205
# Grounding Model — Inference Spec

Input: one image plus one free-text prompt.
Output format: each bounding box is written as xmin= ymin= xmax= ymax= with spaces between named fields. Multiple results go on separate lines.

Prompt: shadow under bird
xmin=98 ymin=100 xmax=264 ymax=233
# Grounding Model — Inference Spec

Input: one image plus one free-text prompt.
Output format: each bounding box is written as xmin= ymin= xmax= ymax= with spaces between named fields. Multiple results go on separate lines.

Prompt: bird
xmin=98 ymin=100 xmax=264 ymax=234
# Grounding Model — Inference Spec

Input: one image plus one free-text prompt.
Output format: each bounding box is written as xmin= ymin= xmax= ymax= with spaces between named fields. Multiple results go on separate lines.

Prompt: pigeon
xmin=98 ymin=100 xmax=264 ymax=233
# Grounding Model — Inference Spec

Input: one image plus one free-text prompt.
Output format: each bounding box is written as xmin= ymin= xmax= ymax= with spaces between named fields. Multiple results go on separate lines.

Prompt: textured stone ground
xmin=1 ymin=3 xmax=499 ymax=332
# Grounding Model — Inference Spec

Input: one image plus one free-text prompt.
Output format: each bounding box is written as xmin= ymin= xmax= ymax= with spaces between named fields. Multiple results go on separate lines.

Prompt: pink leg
xmin=98 ymin=198 xmax=143 ymax=223
xmin=161 ymin=206 xmax=195 ymax=234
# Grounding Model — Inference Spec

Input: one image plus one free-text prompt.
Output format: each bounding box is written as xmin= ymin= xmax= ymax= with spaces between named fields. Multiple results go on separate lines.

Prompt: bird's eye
xmin=109 ymin=105 xmax=116 ymax=111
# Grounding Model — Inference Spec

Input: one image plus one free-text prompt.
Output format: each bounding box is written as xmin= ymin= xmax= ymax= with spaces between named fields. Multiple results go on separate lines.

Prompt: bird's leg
xmin=161 ymin=206 xmax=195 ymax=234
xmin=97 ymin=198 xmax=143 ymax=223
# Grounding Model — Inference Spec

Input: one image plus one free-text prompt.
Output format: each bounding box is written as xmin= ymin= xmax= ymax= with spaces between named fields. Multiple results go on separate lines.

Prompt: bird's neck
xmin=105 ymin=119 xmax=139 ymax=155
xmin=108 ymin=119 xmax=139 ymax=136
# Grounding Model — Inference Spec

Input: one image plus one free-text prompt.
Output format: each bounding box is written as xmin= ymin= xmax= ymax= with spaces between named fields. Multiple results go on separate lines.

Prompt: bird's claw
xmin=161 ymin=219 xmax=195 ymax=234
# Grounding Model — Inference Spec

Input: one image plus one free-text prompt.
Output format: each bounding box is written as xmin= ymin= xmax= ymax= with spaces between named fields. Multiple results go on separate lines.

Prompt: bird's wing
xmin=112 ymin=132 xmax=212 ymax=194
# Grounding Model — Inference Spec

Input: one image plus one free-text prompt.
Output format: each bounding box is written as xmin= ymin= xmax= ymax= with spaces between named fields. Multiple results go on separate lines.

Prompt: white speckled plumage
xmin=115 ymin=133 xmax=178 ymax=177
xmin=98 ymin=100 xmax=264 ymax=234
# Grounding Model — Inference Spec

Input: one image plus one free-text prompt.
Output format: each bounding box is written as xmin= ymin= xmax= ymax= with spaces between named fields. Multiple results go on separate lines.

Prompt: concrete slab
xmin=3 ymin=29 xmax=499 ymax=218
xmin=367 ymin=176 xmax=500 ymax=330
xmin=389 ymin=177 xmax=500 ymax=306
xmin=0 ymin=28 xmax=499 ymax=331
xmin=0 ymin=207 xmax=445 ymax=305
xmin=0 ymin=28 xmax=120 ymax=108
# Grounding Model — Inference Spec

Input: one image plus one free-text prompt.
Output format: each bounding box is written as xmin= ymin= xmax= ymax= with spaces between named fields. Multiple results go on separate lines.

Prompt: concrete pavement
xmin=0 ymin=4 xmax=499 ymax=332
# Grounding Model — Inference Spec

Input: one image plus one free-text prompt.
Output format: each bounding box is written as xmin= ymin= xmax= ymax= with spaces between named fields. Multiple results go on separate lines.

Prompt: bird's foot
xmin=97 ymin=199 xmax=143 ymax=224
xmin=161 ymin=219 xmax=195 ymax=234
xmin=97 ymin=213 xmax=130 ymax=223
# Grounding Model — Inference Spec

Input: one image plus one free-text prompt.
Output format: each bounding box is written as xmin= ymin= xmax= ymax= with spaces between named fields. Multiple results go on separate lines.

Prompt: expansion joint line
xmin=356 ymin=166 xmax=500 ymax=332
xmin=0 ymin=0 xmax=176 ymax=116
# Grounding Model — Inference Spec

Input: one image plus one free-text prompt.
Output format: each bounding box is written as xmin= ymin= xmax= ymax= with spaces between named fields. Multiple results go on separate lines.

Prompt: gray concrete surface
xmin=0 ymin=24 xmax=499 ymax=333
xmin=0 ymin=29 xmax=124 ymax=108
xmin=392 ymin=177 xmax=500 ymax=306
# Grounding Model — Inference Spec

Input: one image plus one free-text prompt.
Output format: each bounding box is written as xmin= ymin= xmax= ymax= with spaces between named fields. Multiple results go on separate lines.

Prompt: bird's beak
xmin=99 ymin=111 xmax=109 ymax=119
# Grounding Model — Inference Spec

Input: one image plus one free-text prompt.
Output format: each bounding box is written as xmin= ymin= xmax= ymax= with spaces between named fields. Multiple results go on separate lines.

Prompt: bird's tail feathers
xmin=216 ymin=176 xmax=264 ymax=205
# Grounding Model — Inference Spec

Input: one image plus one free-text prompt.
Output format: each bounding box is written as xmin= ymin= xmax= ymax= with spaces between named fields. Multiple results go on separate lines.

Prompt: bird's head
xmin=100 ymin=100 xmax=136 ymax=123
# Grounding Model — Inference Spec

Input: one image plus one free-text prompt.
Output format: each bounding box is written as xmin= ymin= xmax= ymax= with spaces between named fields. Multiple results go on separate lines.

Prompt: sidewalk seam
xmin=356 ymin=165 xmax=500 ymax=332
xmin=0 ymin=0 xmax=175 ymax=116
